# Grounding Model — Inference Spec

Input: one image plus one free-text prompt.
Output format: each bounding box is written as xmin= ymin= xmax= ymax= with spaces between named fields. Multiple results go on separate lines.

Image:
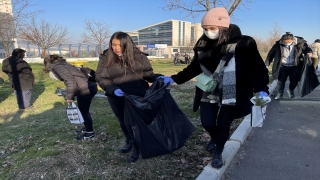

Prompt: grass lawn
xmin=0 ymin=56 xmax=273 ymax=179
xmin=0 ymin=59 xmax=214 ymax=179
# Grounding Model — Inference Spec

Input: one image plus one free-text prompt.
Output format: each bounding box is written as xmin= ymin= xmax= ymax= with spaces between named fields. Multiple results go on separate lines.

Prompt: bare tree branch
xmin=267 ymin=22 xmax=282 ymax=48
xmin=162 ymin=0 xmax=253 ymax=17
xmin=0 ymin=0 xmax=42 ymax=57
xmin=82 ymin=19 xmax=112 ymax=54
xmin=19 ymin=17 xmax=69 ymax=57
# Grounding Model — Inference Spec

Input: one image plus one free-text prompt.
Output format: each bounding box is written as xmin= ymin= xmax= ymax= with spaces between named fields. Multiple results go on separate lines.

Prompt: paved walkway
xmin=197 ymin=73 xmax=320 ymax=180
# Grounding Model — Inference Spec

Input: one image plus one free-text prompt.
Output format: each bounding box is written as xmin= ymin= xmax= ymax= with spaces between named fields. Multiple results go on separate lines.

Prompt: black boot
xmin=211 ymin=146 xmax=224 ymax=169
xmin=128 ymin=143 xmax=140 ymax=163
xmin=206 ymin=136 xmax=216 ymax=153
xmin=120 ymin=140 xmax=132 ymax=153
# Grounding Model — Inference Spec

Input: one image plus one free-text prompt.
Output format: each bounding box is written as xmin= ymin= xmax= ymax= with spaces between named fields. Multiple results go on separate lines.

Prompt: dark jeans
xmin=107 ymin=96 xmax=133 ymax=142
xmin=15 ymin=90 xmax=32 ymax=109
xmin=277 ymin=65 xmax=300 ymax=94
xmin=77 ymin=86 xmax=97 ymax=132
xmin=200 ymin=102 xmax=236 ymax=147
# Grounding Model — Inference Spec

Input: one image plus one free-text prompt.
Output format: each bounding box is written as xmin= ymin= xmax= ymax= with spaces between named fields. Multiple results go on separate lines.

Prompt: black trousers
xmin=107 ymin=96 xmax=133 ymax=142
xmin=200 ymin=102 xmax=236 ymax=147
xmin=277 ymin=65 xmax=301 ymax=94
xmin=77 ymin=86 xmax=97 ymax=132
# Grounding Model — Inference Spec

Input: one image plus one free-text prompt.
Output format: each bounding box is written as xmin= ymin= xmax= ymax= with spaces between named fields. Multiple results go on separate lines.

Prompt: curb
xmin=196 ymin=80 xmax=277 ymax=180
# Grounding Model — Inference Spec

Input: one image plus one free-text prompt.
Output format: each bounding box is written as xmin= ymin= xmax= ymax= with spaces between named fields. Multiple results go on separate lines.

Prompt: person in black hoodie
xmin=159 ymin=8 xmax=269 ymax=169
xmin=265 ymin=32 xmax=313 ymax=99
xmin=43 ymin=55 xmax=98 ymax=140
xmin=2 ymin=48 xmax=34 ymax=109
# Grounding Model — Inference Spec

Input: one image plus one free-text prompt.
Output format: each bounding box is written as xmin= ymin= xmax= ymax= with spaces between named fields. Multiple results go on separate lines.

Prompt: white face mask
xmin=204 ymin=30 xmax=219 ymax=39
xmin=285 ymin=43 xmax=292 ymax=46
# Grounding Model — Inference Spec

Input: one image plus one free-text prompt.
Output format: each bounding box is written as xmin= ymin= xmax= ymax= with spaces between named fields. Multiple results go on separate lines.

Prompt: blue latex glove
xmin=259 ymin=91 xmax=268 ymax=98
xmin=114 ymin=89 xmax=124 ymax=97
xmin=158 ymin=76 xmax=174 ymax=85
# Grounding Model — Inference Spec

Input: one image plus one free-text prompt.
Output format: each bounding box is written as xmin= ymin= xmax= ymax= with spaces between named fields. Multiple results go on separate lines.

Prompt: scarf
xmin=205 ymin=43 xmax=237 ymax=105
xmin=221 ymin=56 xmax=236 ymax=105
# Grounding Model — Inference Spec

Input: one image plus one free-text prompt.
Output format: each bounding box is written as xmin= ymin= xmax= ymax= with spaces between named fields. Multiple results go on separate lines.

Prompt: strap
xmin=200 ymin=43 xmax=237 ymax=76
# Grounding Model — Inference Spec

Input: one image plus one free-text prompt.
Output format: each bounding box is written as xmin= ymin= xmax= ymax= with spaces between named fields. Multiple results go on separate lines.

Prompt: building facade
xmin=132 ymin=19 xmax=203 ymax=58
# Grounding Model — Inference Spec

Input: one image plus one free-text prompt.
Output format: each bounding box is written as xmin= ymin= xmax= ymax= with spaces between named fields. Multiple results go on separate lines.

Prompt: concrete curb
xmin=196 ymin=80 xmax=277 ymax=180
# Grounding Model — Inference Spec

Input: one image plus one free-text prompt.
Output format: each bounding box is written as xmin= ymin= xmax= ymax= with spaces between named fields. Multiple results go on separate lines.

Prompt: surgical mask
xmin=204 ymin=30 xmax=219 ymax=39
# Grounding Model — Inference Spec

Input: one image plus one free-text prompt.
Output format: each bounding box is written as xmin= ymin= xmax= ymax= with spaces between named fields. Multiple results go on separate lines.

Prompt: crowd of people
xmin=2 ymin=7 xmax=318 ymax=169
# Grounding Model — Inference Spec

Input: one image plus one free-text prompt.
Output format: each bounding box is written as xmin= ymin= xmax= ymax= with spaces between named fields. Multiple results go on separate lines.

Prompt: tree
xmin=0 ymin=0 xmax=40 ymax=57
xmin=162 ymin=0 xmax=253 ymax=17
xmin=82 ymin=19 xmax=112 ymax=54
xmin=267 ymin=22 xmax=282 ymax=51
xmin=19 ymin=17 xmax=69 ymax=57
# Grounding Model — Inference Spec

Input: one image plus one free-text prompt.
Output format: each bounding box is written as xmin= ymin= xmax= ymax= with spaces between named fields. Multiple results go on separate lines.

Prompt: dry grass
xmin=0 ymin=59 xmax=243 ymax=180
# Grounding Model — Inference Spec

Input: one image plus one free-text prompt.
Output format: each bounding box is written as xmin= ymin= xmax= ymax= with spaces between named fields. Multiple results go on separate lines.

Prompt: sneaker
xmin=75 ymin=132 xmax=95 ymax=140
xmin=19 ymin=105 xmax=34 ymax=110
xmin=74 ymin=127 xmax=87 ymax=134
xmin=274 ymin=93 xmax=283 ymax=100
xmin=287 ymin=89 xmax=294 ymax=98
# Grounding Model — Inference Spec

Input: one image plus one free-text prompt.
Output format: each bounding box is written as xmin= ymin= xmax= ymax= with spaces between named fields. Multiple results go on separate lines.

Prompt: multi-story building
xmin=131 ymin=19 xmax=203 ymax=58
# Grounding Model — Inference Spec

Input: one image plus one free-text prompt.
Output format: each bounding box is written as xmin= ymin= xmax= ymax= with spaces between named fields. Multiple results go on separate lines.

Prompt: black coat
xmin=2 ymin=49 xmax=34 ymax=91
xmin=171 ymin=24 xmax=269 ymax=119
xmin=96 ymin=49 xmax=162 ymax=97
xmin=265 ymin=37 xmax=312 ymax=80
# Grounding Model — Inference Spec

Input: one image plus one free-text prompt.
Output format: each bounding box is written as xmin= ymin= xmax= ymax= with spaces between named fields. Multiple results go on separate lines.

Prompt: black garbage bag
xmin=124 ymin=79 xmax=196 ymax=159
xmin=297 ymin=56 xmax=320 ymax=97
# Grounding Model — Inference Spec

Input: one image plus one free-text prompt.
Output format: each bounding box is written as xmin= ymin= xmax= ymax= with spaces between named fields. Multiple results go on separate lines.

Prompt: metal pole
xmin=95 ymin=45 xmax=99 ymax=57
xmin=69 ymin=44 xmax=72 ymax=58
xmin=78 ymin=44 xmax=82 ymax=58
xmin=59 ymin=44 xmax=62 ymax=56
xmin=87 ymin=45 xmax=90 ymax=57
xmin=26 ymin=42 xmax=31 ymax=57
xmin=38 ymin=46 xmax=41 ymax=57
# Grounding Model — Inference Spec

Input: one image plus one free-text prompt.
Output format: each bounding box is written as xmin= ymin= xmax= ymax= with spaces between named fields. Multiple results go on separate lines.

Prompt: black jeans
xmin=277 ymin=65 xmax=301 ymax=94
xmin=200 ymin=102 xmax=236 ymax=147
xmin=77 ymin=86 xmax=97 ymax=132
xmin=107 ymin=96 xmax=133 ymax=142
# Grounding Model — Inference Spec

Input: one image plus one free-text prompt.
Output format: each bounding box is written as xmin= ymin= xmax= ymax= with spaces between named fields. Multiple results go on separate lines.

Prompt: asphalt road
xmin=222 ymin=76 xmax=320 ymax=180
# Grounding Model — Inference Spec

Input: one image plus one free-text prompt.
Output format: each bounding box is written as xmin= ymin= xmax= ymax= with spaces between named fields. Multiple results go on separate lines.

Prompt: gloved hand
xmin=158 ymin=76 xmax=174 ymax=85
xmin=114 ymin=89 xmax=124 ymax=97
xmin=259 ymin=91 xmax=269 ymax=98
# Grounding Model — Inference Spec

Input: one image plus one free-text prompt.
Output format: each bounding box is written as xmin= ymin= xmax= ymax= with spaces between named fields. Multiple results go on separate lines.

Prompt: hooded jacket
xmin=171 ymin=24 xmax=269 ymax=119
xmin=2 ymin=48 xmax=34 ymax=90
xmin=265 ymin=36 xmax=312 ymax=80
xmin=95 ymin=48 xmax=162 ymax=97
xmin=46 ymin=61 xmax=95 ymax=100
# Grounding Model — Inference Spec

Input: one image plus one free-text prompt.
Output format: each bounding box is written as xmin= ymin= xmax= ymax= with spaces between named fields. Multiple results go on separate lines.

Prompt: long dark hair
xmin=104 ymin=31 xmax=141 ymax=68
xmin=43 ymin=54 xmax=66 ymax=73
